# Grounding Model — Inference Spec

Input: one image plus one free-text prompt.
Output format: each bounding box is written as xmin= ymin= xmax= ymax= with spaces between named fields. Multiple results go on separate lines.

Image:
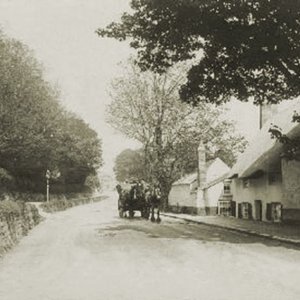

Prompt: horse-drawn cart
xmin=116 ymin=182 xmax=150 ymax=219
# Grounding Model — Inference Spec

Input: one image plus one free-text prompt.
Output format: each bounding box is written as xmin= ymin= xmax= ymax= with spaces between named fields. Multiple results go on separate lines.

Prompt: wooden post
xmin=46 ymin=178 xmax=50 ymax=202
xmin=46 ymin=169 xmax=51 ymax=202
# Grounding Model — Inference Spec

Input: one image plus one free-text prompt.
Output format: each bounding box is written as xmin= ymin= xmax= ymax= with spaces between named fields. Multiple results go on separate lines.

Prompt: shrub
xmin=0 ymin=200 xmax=22 ymax=216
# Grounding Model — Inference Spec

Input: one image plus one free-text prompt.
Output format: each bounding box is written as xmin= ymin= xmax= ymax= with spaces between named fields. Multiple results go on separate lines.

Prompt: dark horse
xmin=146 ymin=185 xmax=161 ymax=223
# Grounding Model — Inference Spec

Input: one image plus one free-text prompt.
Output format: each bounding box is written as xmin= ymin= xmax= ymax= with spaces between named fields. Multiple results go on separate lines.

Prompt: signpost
xmin=46 ymin=169 xmax=51 ymax=202
xmin=45 ymin=169 xmax=61 ymax=202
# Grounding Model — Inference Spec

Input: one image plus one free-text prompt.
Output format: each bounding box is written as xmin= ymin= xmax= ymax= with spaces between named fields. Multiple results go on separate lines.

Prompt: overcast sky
xmin=0 ymin=0 xmax=260 ymax=175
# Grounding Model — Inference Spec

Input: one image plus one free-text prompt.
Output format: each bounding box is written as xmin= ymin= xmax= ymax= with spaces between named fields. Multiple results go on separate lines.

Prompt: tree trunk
xmin=159 ymin=179 xmax=171 ymax=211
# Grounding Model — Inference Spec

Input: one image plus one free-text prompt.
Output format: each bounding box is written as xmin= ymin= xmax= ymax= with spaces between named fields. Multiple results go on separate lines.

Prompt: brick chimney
xmin=197 ymin=141 xmax=206 ymax=188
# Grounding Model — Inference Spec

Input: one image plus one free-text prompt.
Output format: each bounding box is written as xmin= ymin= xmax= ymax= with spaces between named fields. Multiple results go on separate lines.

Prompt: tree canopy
xmin=269 ymin=111 xmax=300 ymax=161
xmin=107 ymin=61 xmax=247 ymax=206
xmin=97 ymin=0 xmax=300 ymax=106
xmin=0 ymin=32 xmax=102 ymax=193
xmin=114 ymin=148 xmax=147 ymax=182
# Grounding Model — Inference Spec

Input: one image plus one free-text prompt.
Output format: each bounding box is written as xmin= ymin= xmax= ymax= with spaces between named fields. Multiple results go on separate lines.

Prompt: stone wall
xmin=281 ymin=159 xmax=300 ymax=223
xmin=168 ymin=205 xmax=199 ymax=215
xmin=40 ymin=195 xmax=107 ymax=213
xmin=0 ymin=201 xmax=41 ymax=257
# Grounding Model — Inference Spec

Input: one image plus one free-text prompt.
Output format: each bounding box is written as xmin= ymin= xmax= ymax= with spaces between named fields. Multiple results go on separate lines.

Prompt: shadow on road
xmin=97 ymin=216 xmax=300 ymax=251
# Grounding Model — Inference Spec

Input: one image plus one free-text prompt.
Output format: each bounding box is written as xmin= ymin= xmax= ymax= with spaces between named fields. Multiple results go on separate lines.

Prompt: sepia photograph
xmin=0 ymin=1 xmax=300 ymax=299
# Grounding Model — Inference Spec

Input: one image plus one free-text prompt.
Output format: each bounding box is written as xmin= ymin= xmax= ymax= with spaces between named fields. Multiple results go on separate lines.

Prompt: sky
xmin=0 ymin=0 xmax=260 ymax=176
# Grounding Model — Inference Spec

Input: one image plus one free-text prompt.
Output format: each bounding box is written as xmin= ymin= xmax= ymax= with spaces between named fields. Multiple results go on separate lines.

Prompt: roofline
xmin=172 ymin=178 xmax=197 ymax=186
xmin=203 ymin=172 xmax=229 ymax=189
xmin=229 ymin=101 xmax=300 ymax=178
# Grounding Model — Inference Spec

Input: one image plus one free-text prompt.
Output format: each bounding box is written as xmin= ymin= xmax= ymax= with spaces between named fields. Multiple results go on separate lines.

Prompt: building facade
xmin=222 ymin=101 xmax=300 ymax=223
xmin=168 ymin=141 xmax=229 ymax=215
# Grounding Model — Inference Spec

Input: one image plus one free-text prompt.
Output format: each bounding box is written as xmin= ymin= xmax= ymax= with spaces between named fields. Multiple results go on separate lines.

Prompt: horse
xmin=116 ymin=181 xmax=149 ymax=219
xmin=146 ymin=185 xmax=162 ymax=223
xmin=116 ymin=184 xmax=130 ymax=218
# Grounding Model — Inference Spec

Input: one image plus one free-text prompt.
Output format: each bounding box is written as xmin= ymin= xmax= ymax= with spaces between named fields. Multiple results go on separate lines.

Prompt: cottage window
xmin=238 ymin=202 xmax=252 ymax=219
xmin=266 ymin=202 xmax=282 ymax=222
xmin=224 ymin=185 xmax=231 ymax=194
xmin=242 ymin=179 xmax=250 ymax=188
xmin=218 ymin=200 xmax=231 ymax=216
xmin=268 ymin=173 xmax=282 ymax=185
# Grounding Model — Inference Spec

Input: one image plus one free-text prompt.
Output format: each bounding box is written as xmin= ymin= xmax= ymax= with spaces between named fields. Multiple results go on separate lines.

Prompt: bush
xmin=0 ymin=192 xmax=46 ymax=203
xmin=0 ymin=199 xmax=40 ymax=224
xmin=0 ymin=200 xmax=21 ymax=216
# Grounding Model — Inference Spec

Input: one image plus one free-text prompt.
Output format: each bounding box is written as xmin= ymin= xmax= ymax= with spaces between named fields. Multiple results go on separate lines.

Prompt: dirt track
xmin=0 ymin=194 xmax=300 ymax=300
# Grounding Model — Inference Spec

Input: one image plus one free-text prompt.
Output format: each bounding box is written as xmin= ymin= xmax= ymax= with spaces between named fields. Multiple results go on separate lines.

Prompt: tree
xmin=269 ymin=111 xmax=300 ymax=161
xmin=0 ymin=33 xmax=61 ymax=188
xmin=50 ymin=112 xmax=103 ymax=193
xmin=97 ymin=0 xmax=300 ymax=106
xmin=107 ymin=61 xmax=247 ymax=207
xmin=114 ymin=148 xmax=147 ymax=182
xmin=0 ymin=32 xmax=103 ymax=193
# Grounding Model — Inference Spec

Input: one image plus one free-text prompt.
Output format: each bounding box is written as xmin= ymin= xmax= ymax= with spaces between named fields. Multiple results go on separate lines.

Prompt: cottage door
xmin=254 ymin=200 xmax=262 ymax=221
xmin=231 ymin=201 xmax=236 ymax=217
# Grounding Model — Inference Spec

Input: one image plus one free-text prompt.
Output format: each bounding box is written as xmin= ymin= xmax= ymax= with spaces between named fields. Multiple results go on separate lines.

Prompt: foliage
xmin=0 ymin=32 xmax=102 ymax=193
xmin=84 ymin=173 xmax=101 ymax=192
xmin=114 ymin=148 xmax=147 ymax=182
xmin=98 ymin=0 xmax=300 ymax=106
xmin=269 ymin=111 xmax=300 ymax=160
xmin=0 ymin=199 xmax=40 ymax=258
xmin=50 ymin=112 xmax=103 ymax=193
xmin=107 ymin=61 xmax=247 ymax=206
xmin=0 ymin=168 xmax=14 ymax=190
xmin=0 ymin=200 xmax=21 ymax=216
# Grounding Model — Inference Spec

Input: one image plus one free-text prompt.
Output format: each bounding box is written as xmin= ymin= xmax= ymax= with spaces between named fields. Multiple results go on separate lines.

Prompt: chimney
xmin=197 ymin=141 xmax=206 ymax=189
xmin=259 ymin=104 xmax=278 ymax=129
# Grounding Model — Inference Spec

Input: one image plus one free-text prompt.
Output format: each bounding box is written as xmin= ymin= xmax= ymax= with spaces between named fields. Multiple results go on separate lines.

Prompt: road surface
xmin=0 ymin=193 xmax=300 ymax=300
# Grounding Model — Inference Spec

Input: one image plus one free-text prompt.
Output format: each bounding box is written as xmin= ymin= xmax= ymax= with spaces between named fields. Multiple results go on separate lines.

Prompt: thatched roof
xmin=172 ymin=172 xmax=197 ymax=186
xmin=229 ymin=100 xmax=300 ymax=178
xmin=172 ymin=158 xmax=229 ymax=187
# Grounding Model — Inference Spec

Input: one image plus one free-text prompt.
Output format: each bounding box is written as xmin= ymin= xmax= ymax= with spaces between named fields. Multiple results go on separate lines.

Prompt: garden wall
xmin=0 ymin=201 xmax=41 ymax=256
xmin=40 ymin=195 xmax=107 ymax=213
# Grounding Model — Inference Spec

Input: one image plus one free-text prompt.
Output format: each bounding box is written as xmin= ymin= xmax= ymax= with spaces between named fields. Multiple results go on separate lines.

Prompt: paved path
xmin=162 ymin=212 xmax=300 ymax=245
xmin=0 ymin=194 xmax=300 ymax=300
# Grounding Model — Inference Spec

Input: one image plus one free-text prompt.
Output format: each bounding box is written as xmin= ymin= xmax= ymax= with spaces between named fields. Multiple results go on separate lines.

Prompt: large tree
xmin=49 ymin=112 xmax=103 ymax=193
xmin=0 ymin=32 xmax=102 ymax=193
xmin=114 ymin=148 xmax=147 ymax=182
xmin=97 ymin=0 xmax=300 ymax=106
xmin=107 ymin=62 xmax=247 ymax=207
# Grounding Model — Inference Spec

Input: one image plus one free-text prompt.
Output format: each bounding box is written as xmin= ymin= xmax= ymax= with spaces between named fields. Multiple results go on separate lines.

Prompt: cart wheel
xmin=144 ymin=209 xmax=150 ymax=220
xmin=119 ymin=208 xmax=124 ymax=218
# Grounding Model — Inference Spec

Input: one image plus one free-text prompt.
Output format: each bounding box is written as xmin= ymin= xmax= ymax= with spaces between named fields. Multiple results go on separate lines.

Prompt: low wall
xmin=282 ymin=208 xmax=300 ymax=224
xmin=197 ymin=206 xmax=218 ymax=216
xmin=0 ymin=201 xmax=41 ymax=257
xmin=40 ymin=195 xmax=107 ymax=213
xmin=168 ymin=205 xmax=218 ymax=216
xmin=168 ymin=205 xmax=198 ymax=215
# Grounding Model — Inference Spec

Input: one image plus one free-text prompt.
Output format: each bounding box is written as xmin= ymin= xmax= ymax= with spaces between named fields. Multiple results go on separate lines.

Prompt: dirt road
xmin=0 ymin=194 xmax=300 ymax=300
